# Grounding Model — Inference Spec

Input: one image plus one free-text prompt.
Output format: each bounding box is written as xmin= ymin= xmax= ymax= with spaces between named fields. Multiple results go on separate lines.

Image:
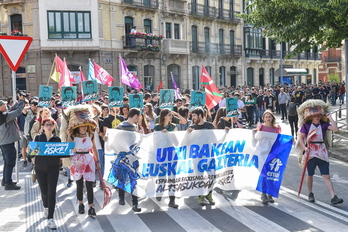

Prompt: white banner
xmin=105 ymin=129 xmax=292 ymax=198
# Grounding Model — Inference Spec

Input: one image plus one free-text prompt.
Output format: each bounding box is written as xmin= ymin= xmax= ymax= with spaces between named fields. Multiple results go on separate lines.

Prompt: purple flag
xmin=171 ymin=72 xmax=181 ymax=99
xmin=120 ymin=56 xmax=142 ymax=90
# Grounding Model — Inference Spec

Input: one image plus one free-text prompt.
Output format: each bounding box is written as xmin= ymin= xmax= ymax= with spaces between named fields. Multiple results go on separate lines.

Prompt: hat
xmin=55 ymin=100 xmax=62 ymax=108
xmin=0 ymin=100 xmax=5 ymax=107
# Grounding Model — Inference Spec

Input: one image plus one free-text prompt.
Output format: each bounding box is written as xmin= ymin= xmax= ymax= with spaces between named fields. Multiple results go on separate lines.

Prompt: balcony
xmin=121 ymin=0 xmax=158 ymax=10
xmin=163 ymin=0 xmax=187 ymax=14
xmin=189 ymin=3 xmax=216 ymax=19
xmin=123 ymin=35 xmax=161 ymax=52
xmin=324 ymin=56 xmax=341 ymax=62
xmin=162 ymin=39 xmax=190 ymax=55
xmin=216 ymin=9 xmax=240 ymax=24
xmin=0 ymin=0 xmax=25 ymax=4
xmin=247 ymin=49 xmax=322 ymax=60
xmin=191 ymin=41 xmax=242 ymax=56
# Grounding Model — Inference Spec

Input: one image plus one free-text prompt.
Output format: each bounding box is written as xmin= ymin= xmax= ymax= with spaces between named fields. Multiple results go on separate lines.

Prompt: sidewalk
xmin=0 ymin=156 xmax=83 ymax=232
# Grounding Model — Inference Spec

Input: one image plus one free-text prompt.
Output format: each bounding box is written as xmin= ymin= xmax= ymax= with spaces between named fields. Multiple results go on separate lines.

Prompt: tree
xmin=240 ymin=0 xmax=348 ymax=55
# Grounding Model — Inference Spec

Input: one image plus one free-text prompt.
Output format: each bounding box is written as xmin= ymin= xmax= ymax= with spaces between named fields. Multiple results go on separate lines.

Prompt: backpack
xmin=288 ymin=102 xmax=297 ymax=117
xmin=27 ymin=117 xmax=37 ymax=141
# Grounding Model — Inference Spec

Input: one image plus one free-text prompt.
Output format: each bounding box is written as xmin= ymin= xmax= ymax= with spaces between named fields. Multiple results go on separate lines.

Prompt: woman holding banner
xmin=31 ymin=117 xmax=63 ymax=230
xmin=255 ymin=110 xmax=281 ymax=204
xmin=153 ymin=109 xmax=179 ymax=208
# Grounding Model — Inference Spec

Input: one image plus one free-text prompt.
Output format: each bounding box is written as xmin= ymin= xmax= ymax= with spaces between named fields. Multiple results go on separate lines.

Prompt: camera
xmin=18 ymin=92 xmax=28 ymax=98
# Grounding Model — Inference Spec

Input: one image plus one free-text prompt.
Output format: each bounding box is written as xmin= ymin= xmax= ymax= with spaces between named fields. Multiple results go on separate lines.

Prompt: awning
xmin=275 ymin=68 xmax=310 ymax=77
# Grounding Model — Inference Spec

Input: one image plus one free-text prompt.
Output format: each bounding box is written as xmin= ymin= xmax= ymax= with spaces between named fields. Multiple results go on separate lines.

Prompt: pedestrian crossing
xmin=23 ymin=171 xmax=348 ymax=232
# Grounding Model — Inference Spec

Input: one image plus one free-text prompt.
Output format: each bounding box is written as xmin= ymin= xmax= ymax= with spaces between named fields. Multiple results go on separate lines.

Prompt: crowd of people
xmin=0 ymin=81 xmax=345 ymax=230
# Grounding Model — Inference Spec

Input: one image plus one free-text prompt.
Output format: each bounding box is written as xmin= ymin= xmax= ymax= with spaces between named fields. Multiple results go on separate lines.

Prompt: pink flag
xmin=119 ymin=56 xmax=142 ymax=90
xmin=58 ymin=59 xmax=75 ymax=89
xmin=93 ymin=61 xmax=114 ymax=86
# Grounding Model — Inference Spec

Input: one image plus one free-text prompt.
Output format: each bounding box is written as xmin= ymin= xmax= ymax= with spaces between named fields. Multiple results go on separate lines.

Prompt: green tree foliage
xmin=328 ymin=71 xmax=341 ymax=83
xmin=240 ymin=0 xmax=348 ymax=55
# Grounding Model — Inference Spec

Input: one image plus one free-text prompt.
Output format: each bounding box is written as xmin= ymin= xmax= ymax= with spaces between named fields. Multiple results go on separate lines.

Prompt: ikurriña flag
xmin=119 ymin=56 xmax=142 ymax=90
xmin=200 ymin=65 xmax=223 ymax=110
xmin=88 ymin=59 xmax=114 ymax=86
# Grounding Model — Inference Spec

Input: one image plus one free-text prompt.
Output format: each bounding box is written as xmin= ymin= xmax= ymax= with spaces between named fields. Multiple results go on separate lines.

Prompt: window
xmin=206 ymin=66 xmax=212 ymax=76
xmin=219 ymin=29 xmax=224 ymax=54
xmin=204 ymin=27 xmax=210 ymax=53
xmin=229 ymin=1 xmax=234 ymax=19
xmin=144 ymin=19 xmax=152 ymax=34
xmin=270 ymin=68 xmax=275 ymax=86
xmin=167 ymin=64 xmax=180 ymax=89
xmin=259 ymin=68 xmax=264 ymax=86
xmin=247 ymin=67 xmax=254 ymax=86
xmin=230 ymin=66 xmax=236 ymax=87
xmin=230 ymin=30 xmax=235 ymax=54
xmin=144 ymin=65 xmax=154 ymax=90
xmin=192 ymin=66 xmax=200 ymax=90
xmin=48 ymin=11 xmax=91 ymax=39
xmin=11 ymin=14 xmax=22 ymax=32
xmin=166 ymin=23 xmax=172 ymax=39
xmin=174 ymin=24 xmax=180 ymax=39
xmin=219 ymin=66 xmax=226 ymax=86
xmin=192 ymin=26 xmax=198 ymax=53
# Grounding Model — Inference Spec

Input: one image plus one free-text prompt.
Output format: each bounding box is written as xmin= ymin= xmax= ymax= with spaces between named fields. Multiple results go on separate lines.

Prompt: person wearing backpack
xmin=288 ymin=97 xmax=298 ymax=140
xmin=0 ymin=95 xmax=26 ymax=190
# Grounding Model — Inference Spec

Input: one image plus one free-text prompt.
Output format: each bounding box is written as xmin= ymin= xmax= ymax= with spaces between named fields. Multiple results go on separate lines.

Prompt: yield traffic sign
xmin=0 ymin=35 xmax=33 ymax=71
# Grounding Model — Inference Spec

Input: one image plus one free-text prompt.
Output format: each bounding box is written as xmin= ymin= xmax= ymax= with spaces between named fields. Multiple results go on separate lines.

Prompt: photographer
xmin=0 ymin=93 xmax=26 ymax=190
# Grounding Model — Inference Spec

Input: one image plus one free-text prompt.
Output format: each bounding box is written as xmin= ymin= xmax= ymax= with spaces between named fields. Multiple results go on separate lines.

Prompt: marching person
xmin=114 ymin=108 xmax=142 ymax=212
xmin=153 ymin=109 xmax=179 ymax=208
xmin=32 ymin=117 xmax=65 ymax=230
xmin=297 ymin=100 xmax=343 ymax=205
xmin=255 ymin=110 xmax=281 ymax=204
xmin=187 ymin=107 xmax=215 ymax=206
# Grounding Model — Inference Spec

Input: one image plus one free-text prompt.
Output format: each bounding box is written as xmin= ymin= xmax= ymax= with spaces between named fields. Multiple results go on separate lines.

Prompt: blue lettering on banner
xmin=143 ymin=140 xmax=257 ymax=177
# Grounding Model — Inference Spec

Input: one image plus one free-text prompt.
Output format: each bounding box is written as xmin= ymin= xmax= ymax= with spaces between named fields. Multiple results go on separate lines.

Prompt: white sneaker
xmin=44 ymin=208 xmax=48 ymax=218
xmin=47 ymin=219 xmax=57 ymax=230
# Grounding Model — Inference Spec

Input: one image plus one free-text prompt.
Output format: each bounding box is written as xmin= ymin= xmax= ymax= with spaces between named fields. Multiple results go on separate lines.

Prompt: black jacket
xmin=33 ymin=133 xmax=64 ymax=171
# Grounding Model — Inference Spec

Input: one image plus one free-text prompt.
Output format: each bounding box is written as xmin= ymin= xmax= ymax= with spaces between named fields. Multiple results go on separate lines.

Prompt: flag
xmin=157 ymin=80 xmax=163 ymax=92
xmin=119 ymin=56 xmax=142 ymax=90
xmin=200 ymin=65 xmax=223 ymax=110
xmin=132 ymin=73 xmax=143 ymax=89
xmin=58 ymin=59 xmax=75 ymax=89
xmin=171 ymin=72 xmax=181 ymax=99
xmin=88 ymin=60 xmax=114 ymax=86
xmin=80 ymin=69 xmax=87 ymax=82
xmin=50 ymin=55 xmax=64 ymax=83
xmin=88 ymin=59 xmax=96 ymax=81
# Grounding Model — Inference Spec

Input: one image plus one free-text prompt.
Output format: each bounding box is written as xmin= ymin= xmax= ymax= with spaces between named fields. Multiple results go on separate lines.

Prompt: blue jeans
xmin=331 ymin=93 xmax=336 ymax=105
xmin=258 ymin=107 xmax=265 ymax=123
xmin=0 ymin=143 xmax=17 ymax=185
xmin=339 ymin=93 xmax=345 ymax=104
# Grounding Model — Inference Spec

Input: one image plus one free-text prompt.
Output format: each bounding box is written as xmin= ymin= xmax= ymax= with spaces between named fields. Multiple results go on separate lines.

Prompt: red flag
xmin=58 ymin=57 xmax=75 ymax=89
xmin=80 ymin=70 xmax=87 ymax=82
xmin=93 ymin=61 xmax=114 ymax=86
xmin=200 ymin=65 xmax=223 ymax=110
xmin=157 ymin=80 xmax=163 ymax=92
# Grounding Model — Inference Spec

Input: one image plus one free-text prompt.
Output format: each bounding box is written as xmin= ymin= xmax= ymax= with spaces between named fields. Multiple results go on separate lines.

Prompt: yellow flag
xmin=50 ymin=65 xmax=59 ymax=83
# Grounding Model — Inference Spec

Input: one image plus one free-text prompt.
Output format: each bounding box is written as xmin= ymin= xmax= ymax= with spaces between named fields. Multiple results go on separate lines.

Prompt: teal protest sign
xmin=28 ymin=142 xmax=75 ymax=156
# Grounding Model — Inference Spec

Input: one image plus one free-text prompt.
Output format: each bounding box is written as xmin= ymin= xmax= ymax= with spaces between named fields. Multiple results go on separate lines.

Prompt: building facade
xmin=0 ymin=0 xmax=328 ymax=98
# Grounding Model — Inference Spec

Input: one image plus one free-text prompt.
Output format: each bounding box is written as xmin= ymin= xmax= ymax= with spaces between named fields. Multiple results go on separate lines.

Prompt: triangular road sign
xmin=0 ymin=36 xmax=33 ymax=71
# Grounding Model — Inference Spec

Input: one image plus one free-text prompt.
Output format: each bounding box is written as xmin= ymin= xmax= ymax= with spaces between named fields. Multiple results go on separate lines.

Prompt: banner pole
xmin=46 ymin=59 xmax=55 ymax=86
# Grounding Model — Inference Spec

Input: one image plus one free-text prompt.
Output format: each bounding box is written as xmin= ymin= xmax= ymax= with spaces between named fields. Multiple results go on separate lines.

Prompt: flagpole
xmin=46 ymin=55 xmax=56 ymax=86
